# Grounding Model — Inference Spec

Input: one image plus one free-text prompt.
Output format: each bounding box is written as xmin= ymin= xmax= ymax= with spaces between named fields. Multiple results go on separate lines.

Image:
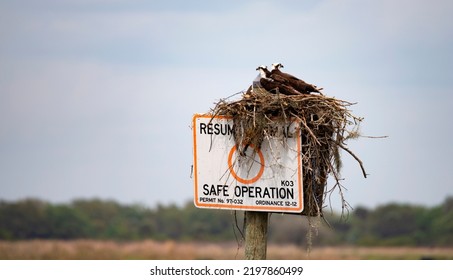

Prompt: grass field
xmin=1 ymin=240 xmax=453 ymax=260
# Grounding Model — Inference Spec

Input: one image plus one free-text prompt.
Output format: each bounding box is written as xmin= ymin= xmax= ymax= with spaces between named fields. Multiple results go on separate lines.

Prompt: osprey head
xmin=256 ymin=65 xmax=269 ymax=78
xmin=271 ymin=63 xmax=284 ymax=70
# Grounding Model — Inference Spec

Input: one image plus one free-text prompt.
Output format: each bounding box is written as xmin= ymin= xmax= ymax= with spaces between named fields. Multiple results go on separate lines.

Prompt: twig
xmin=336 ymin=142 xmax=368 ymax=178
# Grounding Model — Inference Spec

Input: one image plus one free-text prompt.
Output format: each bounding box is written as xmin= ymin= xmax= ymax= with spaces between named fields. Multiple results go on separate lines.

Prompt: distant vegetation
xmin=0 ymin=197 xmax=452 ymax=247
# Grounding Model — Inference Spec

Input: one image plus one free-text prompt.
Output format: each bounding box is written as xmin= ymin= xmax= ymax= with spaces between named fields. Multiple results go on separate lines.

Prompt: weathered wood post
xmin=245 ymin=211 xmax=269 ymax=260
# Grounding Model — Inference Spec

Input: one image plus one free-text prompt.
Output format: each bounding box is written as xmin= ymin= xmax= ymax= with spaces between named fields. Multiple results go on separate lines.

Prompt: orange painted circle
xmin=227 ymin=144 xmax=265 ymax=184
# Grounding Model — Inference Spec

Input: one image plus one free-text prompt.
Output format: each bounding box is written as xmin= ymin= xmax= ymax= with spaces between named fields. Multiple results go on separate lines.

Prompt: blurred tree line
xmin=0 ymin=197 xmax=452 ymax=246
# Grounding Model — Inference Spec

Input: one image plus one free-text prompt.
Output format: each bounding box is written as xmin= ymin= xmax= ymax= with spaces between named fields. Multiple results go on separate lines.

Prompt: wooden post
xmin=244 ymin=211 xmax=269 ymax=260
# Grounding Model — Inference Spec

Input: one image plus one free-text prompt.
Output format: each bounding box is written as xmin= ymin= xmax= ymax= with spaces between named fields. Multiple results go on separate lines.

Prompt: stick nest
xmin=211 ymin=88 xmax=366 ymax=216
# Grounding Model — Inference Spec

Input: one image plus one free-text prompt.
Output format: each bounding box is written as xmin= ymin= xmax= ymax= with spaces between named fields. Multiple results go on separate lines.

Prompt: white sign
xmin=192 ymin=114 xmax=304 ymax=213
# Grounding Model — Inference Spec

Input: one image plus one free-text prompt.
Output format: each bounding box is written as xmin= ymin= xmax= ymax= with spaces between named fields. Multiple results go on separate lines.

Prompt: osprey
xmin=256 ymin=66 xmax=301 ymax=95
xmin=271 ymin=63 xmax=323 ymax=94
xmin=252 ymin=65 xmax=269 ymax=91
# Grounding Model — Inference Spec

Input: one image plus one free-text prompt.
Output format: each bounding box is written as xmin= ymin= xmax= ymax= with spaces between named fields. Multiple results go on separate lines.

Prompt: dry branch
xmin=211 ymin=89 xmax=365 ymax=216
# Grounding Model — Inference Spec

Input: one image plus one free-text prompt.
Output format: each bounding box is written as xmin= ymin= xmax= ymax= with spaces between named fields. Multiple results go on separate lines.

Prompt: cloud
xmin=1 ymin=0 xmax=453 ymax=208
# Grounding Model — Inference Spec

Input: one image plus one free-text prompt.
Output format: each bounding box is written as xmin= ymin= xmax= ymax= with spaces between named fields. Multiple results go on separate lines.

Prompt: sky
xmin=1 ymin=0 xmax=453 ymax=211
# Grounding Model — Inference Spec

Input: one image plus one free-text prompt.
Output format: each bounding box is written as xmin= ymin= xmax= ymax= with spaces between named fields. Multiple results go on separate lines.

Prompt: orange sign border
xmin=192 ymin=114 xmax=303 ymax=213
